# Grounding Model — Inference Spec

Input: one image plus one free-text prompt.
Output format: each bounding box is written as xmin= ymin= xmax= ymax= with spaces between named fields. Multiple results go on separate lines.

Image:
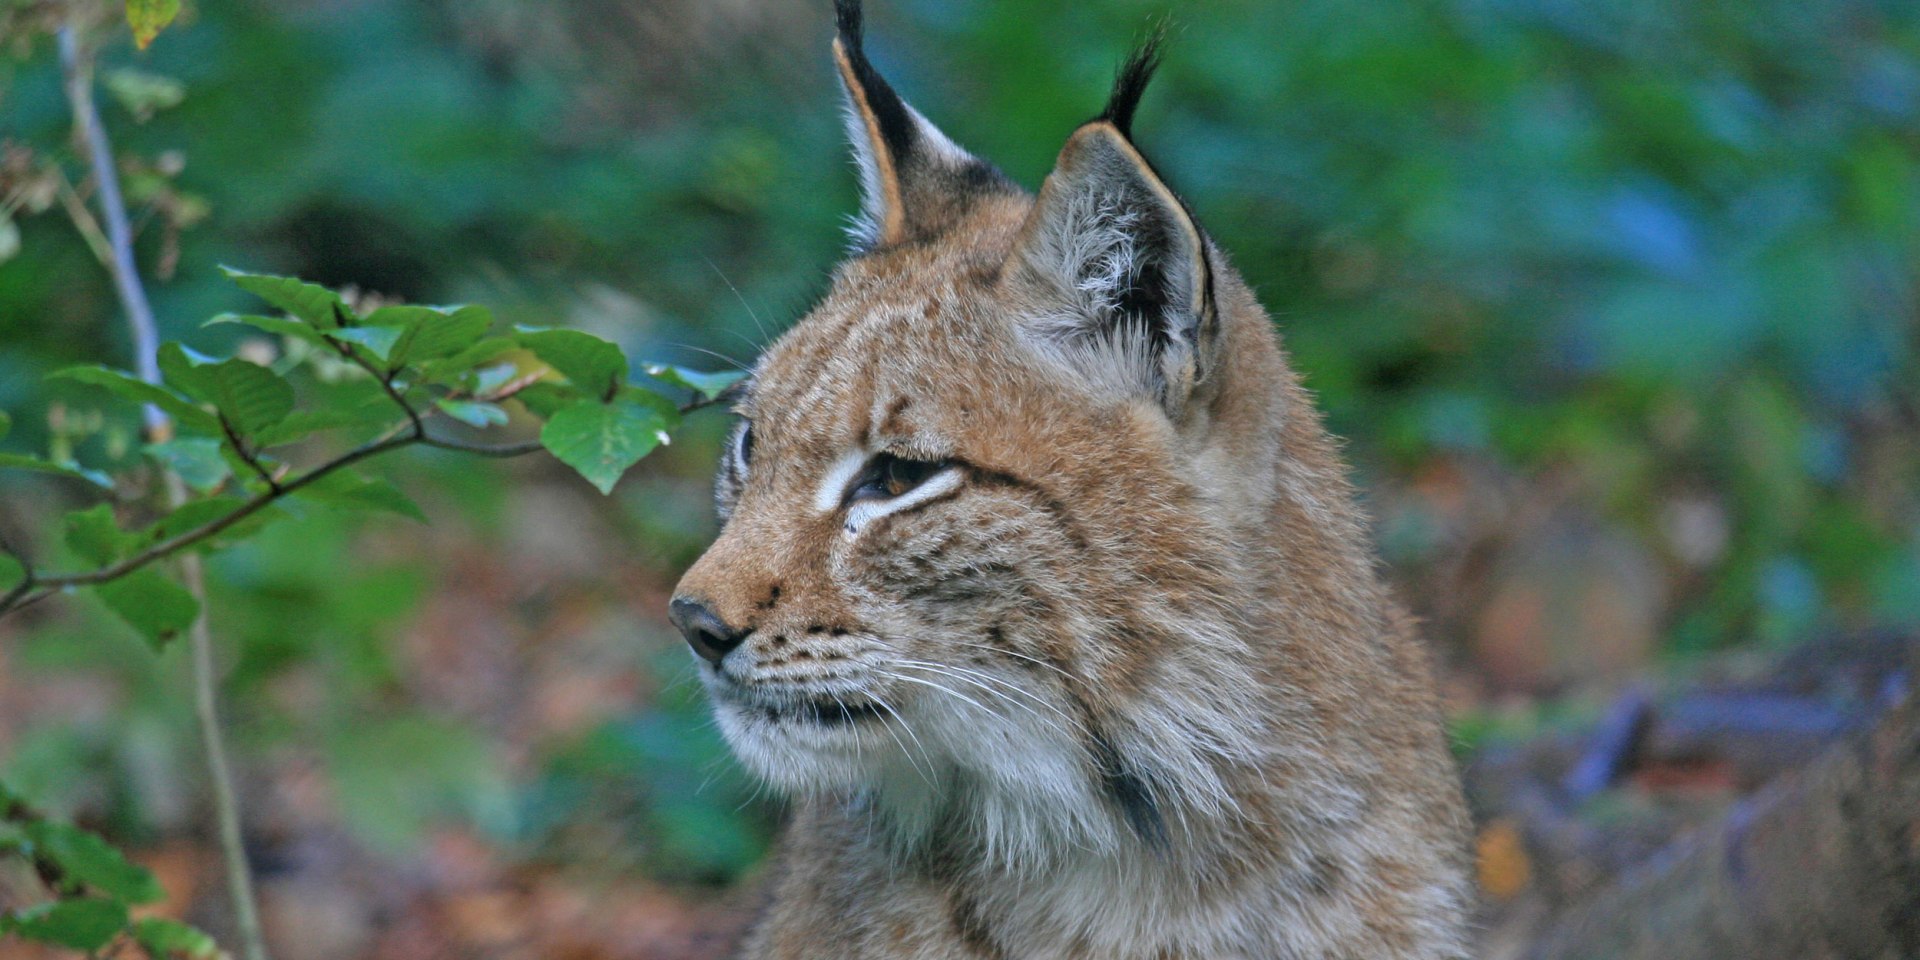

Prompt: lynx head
xmin=671 ymin=1 xmax=1321 ymax=868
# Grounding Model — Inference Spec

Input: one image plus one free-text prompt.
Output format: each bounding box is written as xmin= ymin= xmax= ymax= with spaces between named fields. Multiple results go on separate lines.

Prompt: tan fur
xmin=673 ymin=21 xmax=1472 ymax=959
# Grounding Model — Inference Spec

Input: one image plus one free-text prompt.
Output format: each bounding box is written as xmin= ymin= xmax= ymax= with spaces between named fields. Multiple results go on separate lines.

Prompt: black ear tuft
xmin=834 ymin=0 xmax=863 ymax=40
xmin=833 ymin=0 xmax=914 ymax=162
xmin=1098 ymin=26 xmax=1166 ymax=138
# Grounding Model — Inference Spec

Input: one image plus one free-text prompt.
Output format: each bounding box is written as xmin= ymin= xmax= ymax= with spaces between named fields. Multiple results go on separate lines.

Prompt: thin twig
xmin=59 ymin=20 xmax=267 ymax=960
xmin=327 ymin=303 xmax=425 ymax=438
xmin=219 ymin=414 xmax=281 ymax=493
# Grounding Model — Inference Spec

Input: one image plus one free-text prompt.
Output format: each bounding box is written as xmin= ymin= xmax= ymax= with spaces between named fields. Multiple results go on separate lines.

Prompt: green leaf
xmin=133 ymin=917 xmax=218 ymax=959
xmin=49 ymin=365 xmax=220 ymax=433
xmin=620 ymin=387 xmax=684 ymax=427
xmin=395 ymin=306 xmax=492 ymax=366
xmin=361 ymin=305 xmax=493 ymax=372
xmin=64 ymin=504 xmax=129 ymax=566
xmin=220 ymin=267 xmax=351 ymax=328
xmin=517 ymin=329 xmax=627 ymax=400
xmin=125 ymin=0 xmax=181 ymax=50
xmin=295 ymin=472 xmax=428 ymax=523
xmin=540 ymin=397 xmax=671 ymax=494
xmin=204 ymin=312 xmax=325 ymax=345
xmin=2 ymin=897 xmax=128 ymax=950
xmin=511 ymin=382 xmax=578 ymax=419
xmin=433 ymin=399 xmax=508 ymax=428
xmin=159 ymin=345 xmax=296 ymax=437
xmin=0 ymin=554 xmax=22 ymax=593
xmin=23 ymin=820 xmax=163 ymax=903
xmin=0 ymin=453 xmax=114 ymax=489
xmin=252 ymin=403 xmax=400 ymax=448
xmin=102 ymin=68 xmax=185 ymax=118
xmin=471 ymin=363 xmax=518 ymax=396
xmin=145 ymin=438 xmax=230 ymax=493
xmin=419 ymin=337 xmax=517 ymax=383
xmin=328 ymin=325 xmax=406 ymax=363
xmin=644 ymin=364 xmax=747 ymax=400
xmin=0 ymin=410 xmax=11 ymax=440
xmin=96 ymin=569 xmax=200 ymax=651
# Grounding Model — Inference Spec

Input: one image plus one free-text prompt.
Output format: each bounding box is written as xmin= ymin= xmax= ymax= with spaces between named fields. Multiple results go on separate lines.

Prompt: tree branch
xmin=59 ymin=21 xmax=269 ymax=960
xmin=0 ymin=392 xmax=717 ymax=618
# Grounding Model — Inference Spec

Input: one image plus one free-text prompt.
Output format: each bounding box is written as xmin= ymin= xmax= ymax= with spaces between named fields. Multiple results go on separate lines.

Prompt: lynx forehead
xmin=669 ymin=2 xmax=1473 ymax=957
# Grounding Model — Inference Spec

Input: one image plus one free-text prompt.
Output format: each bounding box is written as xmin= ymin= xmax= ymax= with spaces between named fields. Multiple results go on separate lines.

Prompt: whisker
xmin=878 ymin=670 xmax=995 ymax=717
xmin=869 ymin=693 xmax=937 ymax=786
xmin=704 ymin=255 xmax=775 ymax=346
xmin=891 ymin=661 xmax=1078 ymax=741
xmin=661 ymin=341 xmax=754 ymax=374
xmin=896 ymin=659 xmax=1080 ymax=732
xmin=945 ymin=639 xmax=1079 ymax=682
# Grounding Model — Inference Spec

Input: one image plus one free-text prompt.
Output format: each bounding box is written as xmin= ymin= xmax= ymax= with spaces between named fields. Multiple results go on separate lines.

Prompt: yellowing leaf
xmin=126 ymin=0 xmax=182 ymax=50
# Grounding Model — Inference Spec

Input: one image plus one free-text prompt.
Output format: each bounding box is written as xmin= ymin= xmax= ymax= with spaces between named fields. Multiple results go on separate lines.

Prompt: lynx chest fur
xmin=668 ymin=4 xmax=1473 ymax=957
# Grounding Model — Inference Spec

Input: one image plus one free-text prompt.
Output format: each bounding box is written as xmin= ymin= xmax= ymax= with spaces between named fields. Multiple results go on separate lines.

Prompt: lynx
xmin=668 ymin=3 xmax=1473 ymax=957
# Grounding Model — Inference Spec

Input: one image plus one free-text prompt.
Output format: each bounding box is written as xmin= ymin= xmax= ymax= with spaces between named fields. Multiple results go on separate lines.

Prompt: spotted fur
xmin=673 ymin=4 xmax=1473 ymax=957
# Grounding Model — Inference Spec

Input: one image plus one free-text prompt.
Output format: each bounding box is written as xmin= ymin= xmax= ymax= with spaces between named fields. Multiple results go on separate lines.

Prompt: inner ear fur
xmin=1007 ymin=120 xmax=1219 ymax=412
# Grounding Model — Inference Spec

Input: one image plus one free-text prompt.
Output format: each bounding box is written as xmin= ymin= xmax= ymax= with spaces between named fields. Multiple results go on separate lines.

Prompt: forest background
xmin=1 ymin=0 xmax=1916 ymax=957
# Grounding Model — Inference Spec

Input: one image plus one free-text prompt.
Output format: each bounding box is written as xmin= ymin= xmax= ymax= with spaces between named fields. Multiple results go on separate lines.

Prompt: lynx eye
xmin=736 ymin=423 xmax=755 ymax=468
xmin=848 ymin=453 xmax=948 ymax=503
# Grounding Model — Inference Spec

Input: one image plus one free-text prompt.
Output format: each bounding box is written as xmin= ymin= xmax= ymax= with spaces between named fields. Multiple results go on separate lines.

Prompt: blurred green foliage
xmin=2 ymin=0 xmax=1917 ymax=894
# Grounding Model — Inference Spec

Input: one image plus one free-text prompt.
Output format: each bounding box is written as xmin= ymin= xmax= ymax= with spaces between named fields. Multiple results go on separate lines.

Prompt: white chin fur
xmin=713 ymin=666 xmax=1133 ymax=870
xmin=710 ymin=697 xmax=879 ymax=794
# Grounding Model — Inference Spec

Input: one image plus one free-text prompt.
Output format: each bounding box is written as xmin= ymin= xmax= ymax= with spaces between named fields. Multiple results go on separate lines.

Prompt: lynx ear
xmin=1007 ymin=39 xmax=1217 ymax=413
xmin=833 ymin=0 xmax=1004 ymax=249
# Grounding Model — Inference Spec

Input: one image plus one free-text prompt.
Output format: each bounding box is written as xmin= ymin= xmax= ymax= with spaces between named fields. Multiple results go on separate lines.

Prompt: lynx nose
xmin=670 ymin=597 xmax=749 ymax=665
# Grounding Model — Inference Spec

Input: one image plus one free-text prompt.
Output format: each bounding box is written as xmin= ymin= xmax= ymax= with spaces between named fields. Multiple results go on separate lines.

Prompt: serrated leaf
xmin=540 ymin=398 xmax=670 ymax=494
xmin=644 ymin=364 xmax=747 ymax=400
xmin=517 ymin=329 xmax=627 ymax=400
xmin=64 ymin=504 xmax=129 ymax=566
xmin=204 ymin=312 xmax=324 ymax=345
xmin=221 ymin=267 xmax=351 ymax=328
xmin=328 ymin=325 xmax=406 ymax=363
xmin=295 ymin=472 xmax=427 ymax=523
xmin=434 ymin=399 xmax=508 ymax=428
xmin=158 ymin=345 xmax=296 ymax=437
xmin=145 ymin=438 xmax=230 ymax=492
xmin=96 ymin=568 xmax=200 ymax=651
xmin=49 ymin=364 xmax=220 ymax=433
xmin=133 ymin=917 xmax=218 ymax=959
xmin=0 ymin=453 xmax=114 ymax=489
xmin=373 ymin=305 xmax=492 ymax=371
xmin=397 ymin=305 xmax=492 ymax=365
xmin=126 ymin=0 xmax=181 ymax=50
xmin=23 ymin=820 xmax=163 ymax=903
xmin=2 ymin=897 xmax=128 ymax=950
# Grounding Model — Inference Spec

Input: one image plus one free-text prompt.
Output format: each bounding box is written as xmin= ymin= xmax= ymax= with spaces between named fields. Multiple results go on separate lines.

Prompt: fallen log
xmin=1521 ymin=665 xmax=1920 ymax=959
